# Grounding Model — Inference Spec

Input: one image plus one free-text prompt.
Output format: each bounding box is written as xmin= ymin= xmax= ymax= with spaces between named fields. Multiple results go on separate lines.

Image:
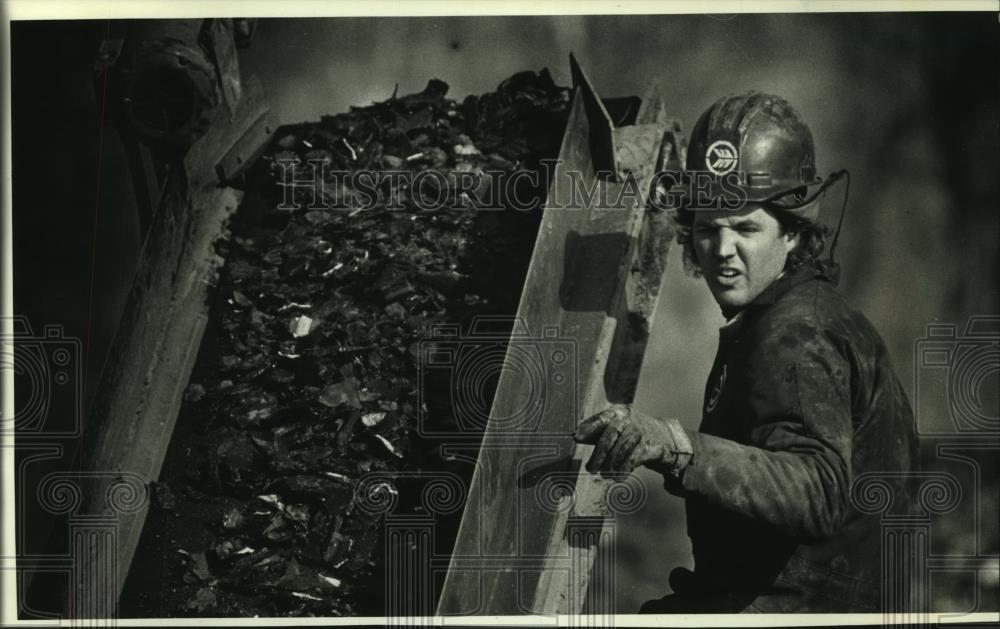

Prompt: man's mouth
xmin=714 ymin=267 xmax=742 ymax=287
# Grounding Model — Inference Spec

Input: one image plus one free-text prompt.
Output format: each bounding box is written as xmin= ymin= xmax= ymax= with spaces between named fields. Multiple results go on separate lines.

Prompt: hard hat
xmin=686 ymin=91 xmax=832 ymax=221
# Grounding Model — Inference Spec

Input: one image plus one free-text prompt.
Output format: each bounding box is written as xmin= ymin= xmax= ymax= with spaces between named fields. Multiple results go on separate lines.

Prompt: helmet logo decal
xmin=705 ymin=140 xmax=738 ymax=175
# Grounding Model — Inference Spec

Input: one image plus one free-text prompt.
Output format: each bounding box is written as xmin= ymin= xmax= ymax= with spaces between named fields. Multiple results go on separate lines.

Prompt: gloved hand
xmin=573 ymin=404 xmax=693 ymax=477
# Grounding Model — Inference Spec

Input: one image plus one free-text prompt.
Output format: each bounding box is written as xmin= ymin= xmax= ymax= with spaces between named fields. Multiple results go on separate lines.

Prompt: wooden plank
xmin=67 ymin=76 xmax=273 ymax=618
xmin=437 ymin=62 xmax=682 ymax=617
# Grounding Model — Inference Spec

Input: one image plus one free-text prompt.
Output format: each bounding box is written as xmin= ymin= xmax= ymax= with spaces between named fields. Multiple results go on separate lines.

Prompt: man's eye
xmin=736 ymin=225 xmax=759 ymax=234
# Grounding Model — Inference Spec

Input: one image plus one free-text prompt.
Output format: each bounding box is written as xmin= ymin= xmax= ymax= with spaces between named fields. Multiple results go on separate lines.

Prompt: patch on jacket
xmin=706 ymin=364 xmax=727 ymax=413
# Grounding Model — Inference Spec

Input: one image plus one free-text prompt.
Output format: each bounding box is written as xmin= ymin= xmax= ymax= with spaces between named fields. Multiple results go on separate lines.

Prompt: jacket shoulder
xmin=743 ymin=279 xmax=883 ymax=365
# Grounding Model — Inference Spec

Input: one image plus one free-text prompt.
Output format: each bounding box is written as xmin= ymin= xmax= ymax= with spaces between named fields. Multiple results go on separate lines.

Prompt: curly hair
xmin=673 ymin=204 xmax=831 ymax=277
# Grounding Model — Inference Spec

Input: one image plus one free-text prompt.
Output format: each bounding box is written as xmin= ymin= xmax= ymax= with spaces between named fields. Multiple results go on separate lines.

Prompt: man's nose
xmin=712 ymin=229 xmax=737 ymax=259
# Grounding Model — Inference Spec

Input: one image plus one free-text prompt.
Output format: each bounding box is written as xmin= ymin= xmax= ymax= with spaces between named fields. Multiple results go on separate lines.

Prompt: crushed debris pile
xmin=122 ymin=70 xmax=571 ymax=617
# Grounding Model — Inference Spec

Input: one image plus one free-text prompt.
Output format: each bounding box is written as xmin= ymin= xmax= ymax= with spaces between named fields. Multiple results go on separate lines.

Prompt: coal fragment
xmin=319 ymin=380 xmax=362 ymax=409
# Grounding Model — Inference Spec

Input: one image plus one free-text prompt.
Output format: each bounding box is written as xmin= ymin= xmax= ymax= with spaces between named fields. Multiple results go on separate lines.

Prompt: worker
xmin=574 ymin=92 xmax=920 ymax=613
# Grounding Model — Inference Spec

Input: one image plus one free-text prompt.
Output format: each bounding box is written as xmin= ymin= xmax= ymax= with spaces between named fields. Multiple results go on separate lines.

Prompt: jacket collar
xmin=719 ymin=259 xmax=840 ymax=321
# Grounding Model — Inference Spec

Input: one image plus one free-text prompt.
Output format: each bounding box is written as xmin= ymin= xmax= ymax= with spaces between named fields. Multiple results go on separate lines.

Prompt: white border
xmin=1 ymin=0 xmax=15 ymax=622
xmin=4 ymin=612 xmax=1000 ymax=626
xmin=2 ymin=1 xmax=998 ymax=627
xmin=3 ymin=0 xmax=999 ymax=19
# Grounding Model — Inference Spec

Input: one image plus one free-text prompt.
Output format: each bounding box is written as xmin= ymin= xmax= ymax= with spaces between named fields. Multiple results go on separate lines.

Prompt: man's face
xmin=692 ymin=206 xmax=799 ymax=312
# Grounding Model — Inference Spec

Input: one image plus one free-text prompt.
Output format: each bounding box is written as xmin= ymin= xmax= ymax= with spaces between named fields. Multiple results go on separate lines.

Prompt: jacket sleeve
xmin=677 ymin=322 xmax=855 ymax=541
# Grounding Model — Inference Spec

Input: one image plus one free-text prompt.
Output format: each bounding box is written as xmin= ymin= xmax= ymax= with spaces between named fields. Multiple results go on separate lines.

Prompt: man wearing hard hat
xmin=575 ymin=92 xmax=920 ymax=613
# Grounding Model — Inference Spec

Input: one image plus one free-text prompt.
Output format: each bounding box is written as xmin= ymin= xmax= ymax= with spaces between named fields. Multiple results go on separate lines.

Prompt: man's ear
xmin=783 ymin=229 xmax=801 ymax=255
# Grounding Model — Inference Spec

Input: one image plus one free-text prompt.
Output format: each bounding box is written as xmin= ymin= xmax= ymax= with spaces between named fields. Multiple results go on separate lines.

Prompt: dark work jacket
xmin=657 ymin=261 xmax=920 ymax=613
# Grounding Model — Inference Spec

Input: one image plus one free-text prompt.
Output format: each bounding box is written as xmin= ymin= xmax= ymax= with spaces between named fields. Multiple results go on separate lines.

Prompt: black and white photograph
xmin=2 ymin=2 xmax=998 ymax=625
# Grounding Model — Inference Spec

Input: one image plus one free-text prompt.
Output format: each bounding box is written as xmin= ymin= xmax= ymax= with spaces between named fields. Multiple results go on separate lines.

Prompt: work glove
xmin=573 ymin=404 xmax=693 ymax=478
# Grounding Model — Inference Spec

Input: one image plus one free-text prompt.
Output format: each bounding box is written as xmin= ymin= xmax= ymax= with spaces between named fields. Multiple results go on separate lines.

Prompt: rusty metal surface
xmin=437 ymin=59 xmax=682 ymax=617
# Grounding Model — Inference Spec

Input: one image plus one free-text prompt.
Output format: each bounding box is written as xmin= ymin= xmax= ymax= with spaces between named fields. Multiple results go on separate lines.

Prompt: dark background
xmin=11 ymin=12 xmax=999 ymax=615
